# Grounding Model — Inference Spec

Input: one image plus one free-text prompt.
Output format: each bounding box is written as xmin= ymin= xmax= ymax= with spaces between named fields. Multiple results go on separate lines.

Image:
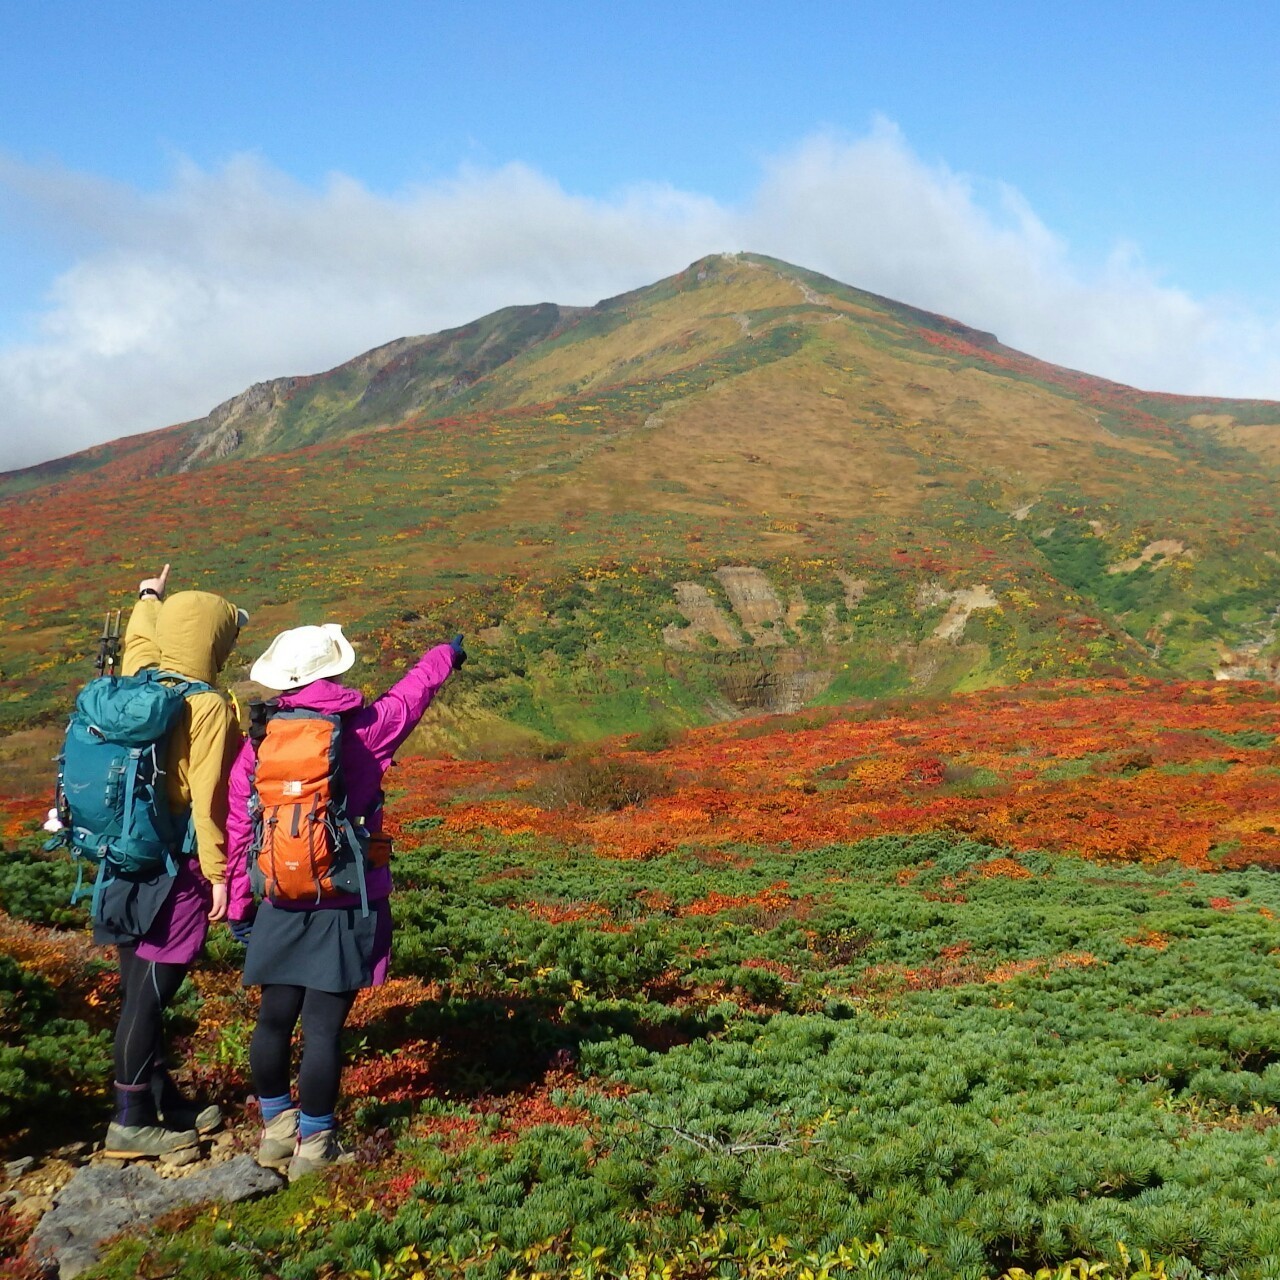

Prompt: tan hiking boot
xmin=103 ymin=1121 xmax=200 ymax=1162
xmin=257 ymin=1107 xmax=299 ymax=1170
xmin=286 ymin=1129 xmax=354 ymax=1182
xmin=161 ymin=1102 xmax=223 ymax=1134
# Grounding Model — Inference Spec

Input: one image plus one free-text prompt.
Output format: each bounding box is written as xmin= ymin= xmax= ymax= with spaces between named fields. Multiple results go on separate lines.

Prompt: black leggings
xmin=114 ymin=945 xmax=188 ymax=1089
xmin=250 ymin=984 xmax=358 ymax=1117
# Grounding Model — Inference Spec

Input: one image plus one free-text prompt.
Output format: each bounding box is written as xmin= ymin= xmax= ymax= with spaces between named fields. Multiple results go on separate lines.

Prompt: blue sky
xmin=1 ymin=1 xmax=1278 ymax=468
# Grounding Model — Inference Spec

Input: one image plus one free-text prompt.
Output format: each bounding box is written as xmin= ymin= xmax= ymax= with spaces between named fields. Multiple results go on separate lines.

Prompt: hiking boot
xmin=160 ymin=1102 xmax=223 ymax=1134
xmin=286 ymin=1129 xmax=354 ymax=1182
xmin=257 ymin=1107 xmax=299 ymax=1171
xmin=103 ymin=1121 xmax=200 ymax=1162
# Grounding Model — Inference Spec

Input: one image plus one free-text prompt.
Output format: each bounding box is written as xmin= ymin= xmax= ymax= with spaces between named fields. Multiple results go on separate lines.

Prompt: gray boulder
xmin=26 ymin=1156 xmax=283 ymax=1278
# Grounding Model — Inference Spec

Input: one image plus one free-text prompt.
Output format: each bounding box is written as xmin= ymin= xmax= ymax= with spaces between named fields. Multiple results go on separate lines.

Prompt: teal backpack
xmin=47 ymin=668 xmax=211 ymax=912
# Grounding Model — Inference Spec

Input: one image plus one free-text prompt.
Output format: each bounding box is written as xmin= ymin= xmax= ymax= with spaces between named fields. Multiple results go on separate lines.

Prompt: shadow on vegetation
xmin=355 ymin=990 xmax=726 ymax=1100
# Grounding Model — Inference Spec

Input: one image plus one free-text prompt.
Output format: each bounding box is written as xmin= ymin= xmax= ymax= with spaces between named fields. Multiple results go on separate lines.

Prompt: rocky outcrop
xmin=699 ymin=648 xmax=832 ymax=714
xmin=785 ymin=589 xmax=808 ymax=631
xmin=714 ymin=567 xmax=787 ymax=645
xmin=662 ymin=565 xmax=853 ymax=712
xmin=177 ymin=424 xmax=243 ymax=470
xmin=665 ymin=569 xmax=819 ymax=651
xmin=663 ymin=583 xmax=743 ymax=650
xmin=917 ymin=583 xmax=999 ymax=641
xmin=665 ymin=566 xmax=878 ymax=654
xmin=207 ymin=378 xmax=296 ymax=428
xmin=176 ymin=377 xmax=300 ymax=470
xmin=26 ymin=1156 xmax=282 ymax=1278
xmin=171 ymin=303 xmax=589 ymax=476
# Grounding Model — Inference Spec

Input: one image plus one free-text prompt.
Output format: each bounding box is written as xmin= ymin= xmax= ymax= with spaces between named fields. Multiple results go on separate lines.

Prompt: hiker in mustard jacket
xmin=96 ymin=564 xmax=247 ymax=1161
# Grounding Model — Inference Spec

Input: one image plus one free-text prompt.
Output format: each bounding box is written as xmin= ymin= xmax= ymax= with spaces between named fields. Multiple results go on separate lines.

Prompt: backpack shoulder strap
xmin=248 ymin=698 xmax=280 ymax=750
xmin=340 ymin=814 xmax=370 ymax=918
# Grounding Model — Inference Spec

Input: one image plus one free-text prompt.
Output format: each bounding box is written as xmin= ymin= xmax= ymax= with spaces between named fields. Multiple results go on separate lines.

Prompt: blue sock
xmin=259 ymin=1092 xmax=294 ymax=1122
xmin=299 ymin=1110 xmax=336 ymax=1139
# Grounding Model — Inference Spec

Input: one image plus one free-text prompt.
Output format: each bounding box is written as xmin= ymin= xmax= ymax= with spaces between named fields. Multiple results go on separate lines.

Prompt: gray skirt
xmin=241 ymin=898 xmax=392 ymax=993
xmin=92 ymin=868 xmax=177 ymax=945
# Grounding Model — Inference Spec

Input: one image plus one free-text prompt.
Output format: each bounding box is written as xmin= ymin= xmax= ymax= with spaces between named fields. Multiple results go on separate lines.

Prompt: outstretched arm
xmin=358 ymin=642 xmax=459 ymax=761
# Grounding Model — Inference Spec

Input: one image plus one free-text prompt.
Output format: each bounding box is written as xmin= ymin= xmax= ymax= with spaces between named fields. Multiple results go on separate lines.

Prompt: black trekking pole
xmin=95 ymin=610 xmax=122 ymax=678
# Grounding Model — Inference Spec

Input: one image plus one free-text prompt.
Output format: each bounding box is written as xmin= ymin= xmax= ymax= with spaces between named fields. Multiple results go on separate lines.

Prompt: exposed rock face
xmin=661 ymin=566 xmax=996 ymax=706
xmin=915 ymin=583 xmax=952 ymax=610
xmin=27 ymin=1156 xmax=283 ymax=1278
xmin=663 ymin=582 xmax=743 ymax=650
xmin=665 ymin=565 xmax=871 ymax=655
xmin=703 ymin=649 xmax=832 ymax=714
xmin=176 ymin=376 xmax=301 ymax=470
xmin=660 ymin=564 xmax=845 ymax=712
xmin=1214 ymin=655 xmax=1271 ymax=682
xmin=714 ymin=566 xmax=787 ymax=645
xmin=916 ymin=583 xmax=999 ymax=641
xmin=178 ymin=424 xmax=244 ymax=471
xmin=208 ymin=377 xmax=297 ymax=427
xmin=210 ymin=427 xmax=242 ymax=458
xmin=785 ymin=589 xmax=808 ymax=631
xmin=168 ymin=303 xmax=586 ymax=477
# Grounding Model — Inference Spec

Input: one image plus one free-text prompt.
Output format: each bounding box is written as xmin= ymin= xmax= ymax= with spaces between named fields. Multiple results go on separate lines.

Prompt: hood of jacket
xmin=155 ymin=591 xmax=242 ymax=684
xmin=275 ymin=678 xmax=365 ymax=715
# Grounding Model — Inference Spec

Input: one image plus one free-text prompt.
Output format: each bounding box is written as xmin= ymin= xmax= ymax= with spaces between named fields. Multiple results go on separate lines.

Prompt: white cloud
xmin=741 ymin=123 xmax=1277 ymax=397
xmin=1 ymin=124 xmax=1277 ymax=471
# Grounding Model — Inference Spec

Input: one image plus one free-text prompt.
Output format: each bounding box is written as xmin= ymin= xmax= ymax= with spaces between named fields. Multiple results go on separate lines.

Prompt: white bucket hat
xmin=250 ymin=624 xmax=356 ymax=690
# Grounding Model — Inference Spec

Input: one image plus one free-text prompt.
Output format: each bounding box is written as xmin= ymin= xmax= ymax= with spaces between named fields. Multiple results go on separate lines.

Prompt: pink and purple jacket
xmin=225 ymin=644 xmax=456 ymax=922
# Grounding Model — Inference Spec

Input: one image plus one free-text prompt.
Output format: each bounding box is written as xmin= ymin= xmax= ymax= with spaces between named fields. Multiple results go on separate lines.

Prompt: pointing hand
xmin=139 ymin=563 xmax=171 ymax=600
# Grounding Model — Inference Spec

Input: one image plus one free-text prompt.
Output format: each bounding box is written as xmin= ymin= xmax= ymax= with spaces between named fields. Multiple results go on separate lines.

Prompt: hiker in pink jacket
xmin=224 ymin=624 xmax=462 ymax=1179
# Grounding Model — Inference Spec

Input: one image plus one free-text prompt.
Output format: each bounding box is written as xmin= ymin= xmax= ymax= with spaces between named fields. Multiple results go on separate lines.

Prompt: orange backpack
xmin=247 ymin=703 xmax=390 ymax=915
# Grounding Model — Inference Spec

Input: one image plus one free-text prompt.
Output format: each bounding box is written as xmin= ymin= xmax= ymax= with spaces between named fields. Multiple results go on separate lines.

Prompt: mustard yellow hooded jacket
xmin=121 ymin=591 xmax=243 ymax=885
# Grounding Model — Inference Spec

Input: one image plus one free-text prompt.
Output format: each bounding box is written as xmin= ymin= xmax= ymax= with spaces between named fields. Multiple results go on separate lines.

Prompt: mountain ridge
xmin=6 ymin=251 xmax=1279 ymax=494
